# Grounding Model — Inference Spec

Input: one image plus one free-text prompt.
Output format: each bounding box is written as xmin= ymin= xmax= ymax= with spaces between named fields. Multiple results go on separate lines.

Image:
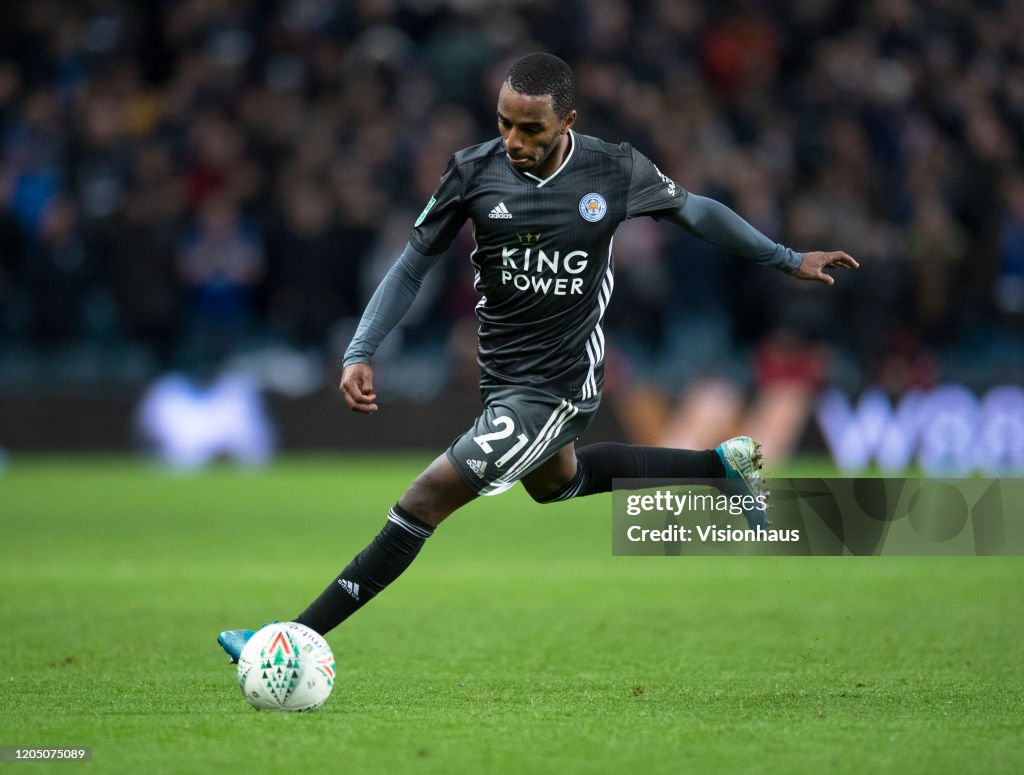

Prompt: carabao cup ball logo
xmin=579 ymin=192 xmax=608 ymax=222
xmin=237 ymin=622 xmax=335 ymax=711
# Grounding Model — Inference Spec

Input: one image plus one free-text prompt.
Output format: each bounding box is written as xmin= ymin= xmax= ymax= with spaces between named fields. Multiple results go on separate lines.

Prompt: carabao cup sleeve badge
xmin=579 ymin=192 xmax=608 ymax=222
xmin=415 ymin=196 xmax=436 ymax=227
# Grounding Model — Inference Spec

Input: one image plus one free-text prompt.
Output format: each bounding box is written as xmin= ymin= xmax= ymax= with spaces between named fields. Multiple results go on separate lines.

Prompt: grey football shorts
xmin=446 ymin=383 xmax=601 ymax=496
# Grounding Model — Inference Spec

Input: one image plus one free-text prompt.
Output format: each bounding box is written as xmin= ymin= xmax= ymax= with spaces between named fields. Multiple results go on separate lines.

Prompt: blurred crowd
xmin=1 ymin=0 xmax=1022 ymax=451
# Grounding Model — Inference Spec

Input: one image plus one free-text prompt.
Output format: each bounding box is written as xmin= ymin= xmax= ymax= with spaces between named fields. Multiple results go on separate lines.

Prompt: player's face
xmin=497 ymin=84 xmax=576 ymax=178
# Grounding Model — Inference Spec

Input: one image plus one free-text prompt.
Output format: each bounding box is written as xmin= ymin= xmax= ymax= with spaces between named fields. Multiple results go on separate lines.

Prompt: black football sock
xmin=294 ymin=504 xmax=433 ymax=635
xmin=538 ymin=443 xmax=726 ymax=502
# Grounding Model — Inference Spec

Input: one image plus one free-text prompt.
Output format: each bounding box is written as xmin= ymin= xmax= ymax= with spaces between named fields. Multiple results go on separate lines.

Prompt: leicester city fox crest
xmin=578 ymin=192 xmax=608 ymax=222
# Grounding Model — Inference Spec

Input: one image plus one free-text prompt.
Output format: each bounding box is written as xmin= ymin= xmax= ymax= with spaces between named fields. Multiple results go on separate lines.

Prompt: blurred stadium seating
xmin=0 ymin=0 xmax=1021 ymax=471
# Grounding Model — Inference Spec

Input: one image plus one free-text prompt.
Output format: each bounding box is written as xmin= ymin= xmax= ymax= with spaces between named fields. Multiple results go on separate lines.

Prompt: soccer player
xmin=218 ymin=53 xmax=857 ymax=660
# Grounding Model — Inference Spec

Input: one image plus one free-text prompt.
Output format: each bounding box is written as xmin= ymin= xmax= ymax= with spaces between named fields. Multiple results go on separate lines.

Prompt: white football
xmin=237 ymin=622 xmax=335 ymax=711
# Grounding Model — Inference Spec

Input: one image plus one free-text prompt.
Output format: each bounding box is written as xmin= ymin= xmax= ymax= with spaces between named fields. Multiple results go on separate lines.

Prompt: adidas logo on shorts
xmin=488 ymin=202 xmax=513 ymax=219
xmin=467 ymin=459 xmax=488 ymax=478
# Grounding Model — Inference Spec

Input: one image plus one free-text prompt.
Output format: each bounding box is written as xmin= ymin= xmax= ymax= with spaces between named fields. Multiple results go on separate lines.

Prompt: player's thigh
xmin=446 ymin=388 xmax=594 ymax=497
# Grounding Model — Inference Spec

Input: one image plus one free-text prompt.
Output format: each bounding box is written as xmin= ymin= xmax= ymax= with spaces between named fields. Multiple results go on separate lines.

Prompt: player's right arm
xmin=341 ymin=155 xmax=467 ymax=413
xmin=340 ymin=243 xmax=444 ymax=413
xmin=341 ymin=363 xmax=378 ymax=413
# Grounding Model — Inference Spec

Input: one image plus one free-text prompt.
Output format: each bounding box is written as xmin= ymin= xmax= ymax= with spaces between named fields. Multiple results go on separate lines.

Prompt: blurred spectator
xmin=185 ymin=111 xmax=260 ymax=211
xmin=4 ymin=88 xmax=65 ymax=240
xmin=23 ymin=195 xmax=89 ymax=342
xmin=176 ymin=192 xmax=263 ymax=365
xmin=105 ymin=140 xmax=185 ymax=363
xmin=906 ymin=196 xmax=967 ymax=344
xmin=997 ymin=173 xmax=1024 ymax=324
xmin=265 ymin=173 xmax=363 ymax=348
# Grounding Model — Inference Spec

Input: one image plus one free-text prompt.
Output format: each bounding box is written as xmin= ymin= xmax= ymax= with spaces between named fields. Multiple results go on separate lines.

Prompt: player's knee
xmin=398 ymin=456 xmax=476 ymax=526
xmin=523 ymin=476 xmax=575 ymax=504
xmin=400 ymin=479 xmax=451 ymax=524
xmin=522 ymin=450 xmax=579 ymax=504
xmin=524 ymin=481 xmax=557 ymax=503
xmin=398 ymin=479 xmax=435 ymax=519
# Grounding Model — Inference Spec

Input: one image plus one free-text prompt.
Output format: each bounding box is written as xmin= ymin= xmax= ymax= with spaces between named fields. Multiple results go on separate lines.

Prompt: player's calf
xmin=532 ymin=442 xmax=726 ymax=502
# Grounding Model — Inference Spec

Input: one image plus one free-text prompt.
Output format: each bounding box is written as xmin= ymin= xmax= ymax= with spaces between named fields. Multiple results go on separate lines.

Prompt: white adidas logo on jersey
xmin=489 ymin=202 xmax=513 ymax=219
xmin=467 ymin=459 xmax=488 ymax=478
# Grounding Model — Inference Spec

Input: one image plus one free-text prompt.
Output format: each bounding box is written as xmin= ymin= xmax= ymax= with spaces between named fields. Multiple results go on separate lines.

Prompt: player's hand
xmin=794 ymin=251 xmax=859 ymax=285
xmin=340 ymin=363 xmax=378 ymax=414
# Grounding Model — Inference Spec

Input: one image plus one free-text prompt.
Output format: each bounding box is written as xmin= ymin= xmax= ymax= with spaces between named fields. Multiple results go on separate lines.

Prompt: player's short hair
xmin=505 ymin=53 xmax=576 ymax=120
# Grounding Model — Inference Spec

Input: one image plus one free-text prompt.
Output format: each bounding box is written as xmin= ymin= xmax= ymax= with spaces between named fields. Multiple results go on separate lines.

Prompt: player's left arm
xmin=789 ymin=249 xmax=860 ymax=285
xmin=664 ymin=193 xmax=858 ymax=285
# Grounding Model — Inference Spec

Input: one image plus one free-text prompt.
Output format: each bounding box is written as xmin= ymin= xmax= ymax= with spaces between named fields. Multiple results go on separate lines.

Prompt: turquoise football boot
xmin=715 ymin=436 xmax=770 ymax=530
xmin=217 ymin=629 xmax=255 ymax=664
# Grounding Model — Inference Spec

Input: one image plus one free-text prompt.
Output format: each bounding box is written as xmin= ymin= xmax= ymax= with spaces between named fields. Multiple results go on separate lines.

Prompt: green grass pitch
xmin=2 ymin=455 xmax=1023 ymax=773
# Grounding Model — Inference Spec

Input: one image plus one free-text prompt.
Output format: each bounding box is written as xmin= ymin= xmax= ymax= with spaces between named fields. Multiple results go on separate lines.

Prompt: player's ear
xmin=561 ymin=109 xmax=577 ymax=134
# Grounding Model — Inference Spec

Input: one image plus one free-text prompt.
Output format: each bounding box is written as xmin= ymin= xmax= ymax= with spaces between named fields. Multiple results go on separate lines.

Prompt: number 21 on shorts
xmin=473 ymin=416 xmax=529 ymax=468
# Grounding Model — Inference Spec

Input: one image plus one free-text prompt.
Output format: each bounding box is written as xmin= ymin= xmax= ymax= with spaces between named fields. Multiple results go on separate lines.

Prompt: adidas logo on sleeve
xmin=488 ymin=202 xmax=513 ymax=219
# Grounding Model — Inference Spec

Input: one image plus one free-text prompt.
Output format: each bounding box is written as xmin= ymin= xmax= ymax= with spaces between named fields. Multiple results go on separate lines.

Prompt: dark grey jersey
xmin=411 ymin=131 xmax=685 ymax=399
